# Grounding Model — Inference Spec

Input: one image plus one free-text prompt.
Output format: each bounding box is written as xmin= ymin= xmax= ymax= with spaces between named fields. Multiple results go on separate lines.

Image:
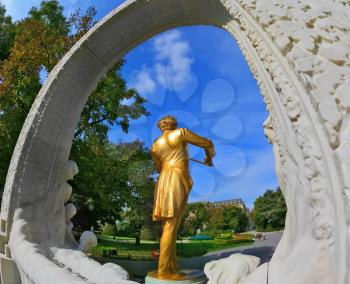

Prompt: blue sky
xmin=1 ymin=0 xmax=278 ymax=208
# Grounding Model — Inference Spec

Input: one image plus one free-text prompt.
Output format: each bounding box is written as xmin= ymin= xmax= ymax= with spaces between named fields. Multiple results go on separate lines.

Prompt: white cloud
xmin=153 ymin=30 xmax=194 ymax=90
xmin=154 ymin=63 xmax=172 ymax=88
xmin=128 ymin=67 xmax=166 ymax=106
xmin=130 ymin=67 xmax=156 ymax=95
xmin=128 ymin=29 xmax=196 ymax=102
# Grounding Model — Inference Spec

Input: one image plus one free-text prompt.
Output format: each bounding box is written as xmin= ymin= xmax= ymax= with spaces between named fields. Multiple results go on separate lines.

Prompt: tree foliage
xmin=207 ymin=204 xmax=248 ymax=233
xmin=0 ymin=4 xmax=15 ymax=62
xmin=75 ymin=61 xmax=148 ymax=142
xmin=118 ymin=143 xmax=156 ymax=243
xmin=0 ymin=1 xmax=71 ymax=190
xmin=0 ymin=1 xmax=153 ymax=231
xmin=181 ymin=202 xmax=249 ymax=236
xmin=70 ymin=141 xmax=154 ymax=231
xmin=29 ymin=0 xmax=69 ymax=34
xmin=181 ymin=202 xmax=209 ymax=236
xmin=252 ymin=187 xmax=287 ymax=231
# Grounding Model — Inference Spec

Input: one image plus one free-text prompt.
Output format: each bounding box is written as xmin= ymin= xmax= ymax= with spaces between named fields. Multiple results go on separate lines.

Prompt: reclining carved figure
xmin=8 ymin=160 xmax=137 ymax=284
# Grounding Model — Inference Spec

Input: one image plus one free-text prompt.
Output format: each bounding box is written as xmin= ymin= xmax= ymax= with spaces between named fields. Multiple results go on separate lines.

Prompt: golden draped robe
xmin=151 ymin=128 xmax=213 ymax=221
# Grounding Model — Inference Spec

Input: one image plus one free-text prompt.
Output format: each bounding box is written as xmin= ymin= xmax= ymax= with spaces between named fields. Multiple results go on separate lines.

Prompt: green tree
xmin=109 ymin=143 xmax=155 ymax=245
xmin=0 ymin=1 xmax=150 ymax=233
xmin=222 ymin=206 xmax=248 ymax=233
xmin=253 ymin=187 xmax=287 ymax=231
xmin=181 ymin=202 xmax=249 ymax=236
xmin=181 ymin=202 xmax=209 ymax=236
xmin=206 ymin=204 xmax=247 ymax=233
xmin=70 ymin=141 xmax=154 ymax=232
xmin=0 ymin=4 xmax=15 ymax=62
xmin=29 ymin=0 xmax=69 ymax=35
xmin=0 ymin=2 xmax=71 ymax=191
xmin=68 ymin=56 xmax=149 ymax=229
xmin=206 ymin=205 xmax=226 ymax=232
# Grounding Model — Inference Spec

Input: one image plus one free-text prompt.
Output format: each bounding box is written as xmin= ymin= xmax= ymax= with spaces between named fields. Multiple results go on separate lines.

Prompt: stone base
xmin=145 ymin=270 xmax=207 ymax=284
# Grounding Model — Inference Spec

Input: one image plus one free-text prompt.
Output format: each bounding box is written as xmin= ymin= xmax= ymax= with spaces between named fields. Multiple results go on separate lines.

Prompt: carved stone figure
xmin=1 ymin=0 xmax=349 ymax=283
xmin=204 ymin=253 xmax=260 ymax=284
xmin=6 ymin=161 xmax=136 ymax=284
xmin=79 ymin=231 xmax=98 ymax=253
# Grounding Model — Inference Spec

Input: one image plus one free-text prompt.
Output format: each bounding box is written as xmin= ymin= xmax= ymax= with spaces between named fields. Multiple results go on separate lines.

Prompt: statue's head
xmin=157 ymin=115 xmax=177 ymax=132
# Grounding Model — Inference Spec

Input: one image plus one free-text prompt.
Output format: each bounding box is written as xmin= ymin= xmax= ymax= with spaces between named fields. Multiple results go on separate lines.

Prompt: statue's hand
xmin=204 ymin=156 xmax=213 ymax=167
xmin=204 ymin=144 xmax=215 ymax=167
xmin=207 ymin=142 xmax=216 ymax=158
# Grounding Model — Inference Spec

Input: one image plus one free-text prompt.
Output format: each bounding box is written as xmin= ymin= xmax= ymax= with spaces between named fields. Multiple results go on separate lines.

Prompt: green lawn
xmin=98 ymin=234 xmax=157 ymax=243
xmin=92 ymin=236 xmax=253 ymax=261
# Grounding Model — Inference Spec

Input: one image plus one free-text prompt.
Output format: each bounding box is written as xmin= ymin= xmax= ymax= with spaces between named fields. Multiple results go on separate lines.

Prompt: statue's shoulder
xmin=175 ymin=128 xmax=185 ymax=134
xmin=161 ymin=129 xmax=183 ymax=144
xmin=178 ymin=128 xmax=189 ymax=134
xmin=178 ymin=128 xmax=193 ymax=138
xmin=169 ymin=128 xmax=185 ymax=139
xmin=152 ymin=135 xmax=161 ymax=145
xmin=152 ymin=134 xmax=168 ymax=147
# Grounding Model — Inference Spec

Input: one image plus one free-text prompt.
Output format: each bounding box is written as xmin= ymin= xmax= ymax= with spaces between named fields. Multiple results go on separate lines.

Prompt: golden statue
xmin=150 ymin=115 xmax=215 ymax=278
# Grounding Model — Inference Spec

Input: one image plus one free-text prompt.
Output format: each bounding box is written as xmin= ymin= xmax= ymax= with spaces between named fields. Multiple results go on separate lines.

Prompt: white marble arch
xmin=0 ymin=0 xmax=349 ymax=283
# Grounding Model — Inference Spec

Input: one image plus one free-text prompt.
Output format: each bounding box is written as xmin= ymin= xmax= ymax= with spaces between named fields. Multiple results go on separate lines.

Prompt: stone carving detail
xmin=65 ymin=203 xmax=77 ymax=236
xmin=220 ymin=0 xmax=349 ymax=282
xmin=204 ymin=253 xmax=260 ymax=284
xmin=79 ymin=231 xmax=98 ymax=253
xmin=222 ymin=0 xmax=336 ymax=241
xmin=0 ymin=0 xmax=348 ymax=283
xmin=4 ymin=160 xmax=135 ymax=284
xmin=242 ymin=0 xmax=350 ymax=148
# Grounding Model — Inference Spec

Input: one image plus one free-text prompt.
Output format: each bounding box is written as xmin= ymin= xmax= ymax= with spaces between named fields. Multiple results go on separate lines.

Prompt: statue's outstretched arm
xmin=181 ymin=128 xmax=215 ymax=158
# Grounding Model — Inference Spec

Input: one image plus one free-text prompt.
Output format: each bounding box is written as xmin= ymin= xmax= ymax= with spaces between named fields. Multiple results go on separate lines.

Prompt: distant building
xmin=209 ymin=199 xmax=248 ymax=213
xmin=189 ymin=198 xmax=248 ymax=212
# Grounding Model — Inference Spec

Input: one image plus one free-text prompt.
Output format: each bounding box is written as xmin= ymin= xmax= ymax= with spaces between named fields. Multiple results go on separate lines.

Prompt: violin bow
xmin=190 ymin=156 xmax=213 ymax=167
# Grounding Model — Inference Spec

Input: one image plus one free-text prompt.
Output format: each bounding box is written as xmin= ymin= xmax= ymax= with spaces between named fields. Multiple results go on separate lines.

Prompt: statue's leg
xmin=158 ymin=217 xmax=179 ymax=274
xmin=170 ymin=211 xmax=184 ymax=271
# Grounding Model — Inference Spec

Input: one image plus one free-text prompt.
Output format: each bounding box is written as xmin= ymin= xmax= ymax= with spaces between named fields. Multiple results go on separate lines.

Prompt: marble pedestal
xmin=145 ymin=270 xmax=207 ymax=284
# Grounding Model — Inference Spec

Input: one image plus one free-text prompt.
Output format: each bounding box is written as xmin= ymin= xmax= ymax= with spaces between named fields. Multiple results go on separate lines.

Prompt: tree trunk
xmin=135 ymin=233 xmax=141 ymax=246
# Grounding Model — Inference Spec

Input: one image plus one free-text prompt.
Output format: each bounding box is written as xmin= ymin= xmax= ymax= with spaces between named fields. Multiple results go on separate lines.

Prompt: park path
xmin=108 ymin=231 xmax=283 ymax=280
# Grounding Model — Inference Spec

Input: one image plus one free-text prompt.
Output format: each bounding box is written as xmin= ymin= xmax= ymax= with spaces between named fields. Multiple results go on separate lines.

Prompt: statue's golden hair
xmin=157 ymin=115 xmax=177 ymax=130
